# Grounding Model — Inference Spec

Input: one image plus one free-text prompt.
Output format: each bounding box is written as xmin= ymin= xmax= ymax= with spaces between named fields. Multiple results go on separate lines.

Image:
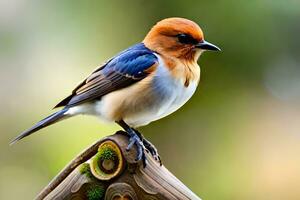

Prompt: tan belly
xmin=95 ymin=75 xmax=155 ymax=124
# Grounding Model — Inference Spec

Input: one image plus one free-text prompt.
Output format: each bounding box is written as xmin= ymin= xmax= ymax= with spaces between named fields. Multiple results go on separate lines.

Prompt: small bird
xmin=11 ymin=17 xmax=220 ymax=165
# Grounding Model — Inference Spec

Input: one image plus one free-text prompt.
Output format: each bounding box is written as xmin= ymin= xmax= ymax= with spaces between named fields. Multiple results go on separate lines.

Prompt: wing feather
xmin=54 ymin=43 xmax=158 ymax=108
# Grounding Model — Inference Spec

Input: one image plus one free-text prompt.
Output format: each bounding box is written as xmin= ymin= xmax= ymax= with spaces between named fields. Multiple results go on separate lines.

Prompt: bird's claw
xmin=126 ymin=132 xmax=147 ymax=167
xmin=117 ymin=129 xmax=161 ymax=167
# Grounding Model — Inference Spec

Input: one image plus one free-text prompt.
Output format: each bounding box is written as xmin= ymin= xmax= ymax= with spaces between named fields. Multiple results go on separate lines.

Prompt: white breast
xmin=148 ymin=62 xmax=199 ymax=122
xmin=156 ymin=79 xmax=198 ymax=120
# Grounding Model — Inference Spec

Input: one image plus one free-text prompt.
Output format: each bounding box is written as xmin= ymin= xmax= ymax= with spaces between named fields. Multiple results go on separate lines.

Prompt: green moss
xmin=86 ymin=185 xmax=105 ymax=200
xmin=79 ymin=163 xmax=93 ymax=178
xmin=98 ymin=145 xmax=117 ymax=161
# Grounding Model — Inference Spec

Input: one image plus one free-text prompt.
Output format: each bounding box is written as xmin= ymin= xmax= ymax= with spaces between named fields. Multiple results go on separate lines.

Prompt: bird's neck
xmin=160 ymin=54 xmax=200 ymax=87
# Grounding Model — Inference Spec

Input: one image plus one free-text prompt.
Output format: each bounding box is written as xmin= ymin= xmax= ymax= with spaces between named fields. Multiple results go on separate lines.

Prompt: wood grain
xmin=36 ymin=132 xmax=202 ymax=200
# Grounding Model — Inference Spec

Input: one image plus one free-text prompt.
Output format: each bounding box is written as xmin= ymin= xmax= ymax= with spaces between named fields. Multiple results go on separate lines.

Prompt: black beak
xmin=195 ymin=40 xmax=221 ymax=51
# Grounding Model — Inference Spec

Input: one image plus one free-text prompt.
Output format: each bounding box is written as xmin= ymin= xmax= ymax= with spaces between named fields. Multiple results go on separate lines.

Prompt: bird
xmin=11 ymin=17 xmax=220 ymax=166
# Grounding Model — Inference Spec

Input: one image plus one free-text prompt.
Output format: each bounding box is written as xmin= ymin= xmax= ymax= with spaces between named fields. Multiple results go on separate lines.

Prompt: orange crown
xmin=143 ymin=18 xmax=204 ymax=60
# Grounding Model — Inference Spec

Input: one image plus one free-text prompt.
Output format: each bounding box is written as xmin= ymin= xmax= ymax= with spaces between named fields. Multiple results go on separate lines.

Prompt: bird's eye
xmin=177 ymin=34 xmax=198 ymax=45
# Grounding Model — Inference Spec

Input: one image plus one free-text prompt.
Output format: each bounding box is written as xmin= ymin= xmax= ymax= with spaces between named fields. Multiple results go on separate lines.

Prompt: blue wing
xmin=55 ymin=43 xmax=158 ymax=108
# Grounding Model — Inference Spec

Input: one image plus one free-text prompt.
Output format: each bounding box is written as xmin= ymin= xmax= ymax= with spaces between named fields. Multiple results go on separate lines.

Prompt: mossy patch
xmin=86 ymin=184 xmax=105 ymax=200
xmin=98 ymin=145 xmax=117 ymax=161
xmin=79 ymin=163 xmax=93 ymax=178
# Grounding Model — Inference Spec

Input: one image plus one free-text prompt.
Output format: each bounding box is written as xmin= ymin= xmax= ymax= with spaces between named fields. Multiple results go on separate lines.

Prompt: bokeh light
xmin=1 ymin=0 xmax=300 ymax=199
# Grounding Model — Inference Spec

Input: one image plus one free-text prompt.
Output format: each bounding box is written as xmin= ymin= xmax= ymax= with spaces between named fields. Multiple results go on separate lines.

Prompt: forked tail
xmin=10 ymin=108 xmax=70 ymax=145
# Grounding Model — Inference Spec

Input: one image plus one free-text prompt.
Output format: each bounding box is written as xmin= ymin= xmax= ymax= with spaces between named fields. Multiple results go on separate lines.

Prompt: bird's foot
xmin=118 ymin=129 xmax=146 ymax=167
xmin=116 ymin=129 xmax=162 ymax=166
xmin=126 ymin=131 xmax=146 ymax=167
xmin=116 ymin=120 xmax=162 ymax=167
xmin=133 ymin=129 xmax=162 ymax=166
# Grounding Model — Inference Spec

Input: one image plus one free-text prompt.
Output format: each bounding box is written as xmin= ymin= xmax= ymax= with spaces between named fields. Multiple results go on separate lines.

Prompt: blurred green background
xmin=1 ymin=0 xmax=300 ymax=199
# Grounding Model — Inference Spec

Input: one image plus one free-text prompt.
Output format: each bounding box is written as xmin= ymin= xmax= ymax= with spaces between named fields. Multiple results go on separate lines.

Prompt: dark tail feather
xmin=10 ymin=108 xmax=69 ymax=145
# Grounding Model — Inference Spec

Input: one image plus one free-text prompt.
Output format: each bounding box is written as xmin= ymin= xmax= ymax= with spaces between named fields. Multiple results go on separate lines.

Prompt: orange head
xmin=143 ymin=17 xmax=220 ymax=61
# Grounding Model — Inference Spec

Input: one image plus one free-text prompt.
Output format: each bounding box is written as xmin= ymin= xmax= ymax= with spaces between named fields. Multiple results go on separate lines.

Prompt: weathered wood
xmin=36 ymin=131 xmax=202 ymax=200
